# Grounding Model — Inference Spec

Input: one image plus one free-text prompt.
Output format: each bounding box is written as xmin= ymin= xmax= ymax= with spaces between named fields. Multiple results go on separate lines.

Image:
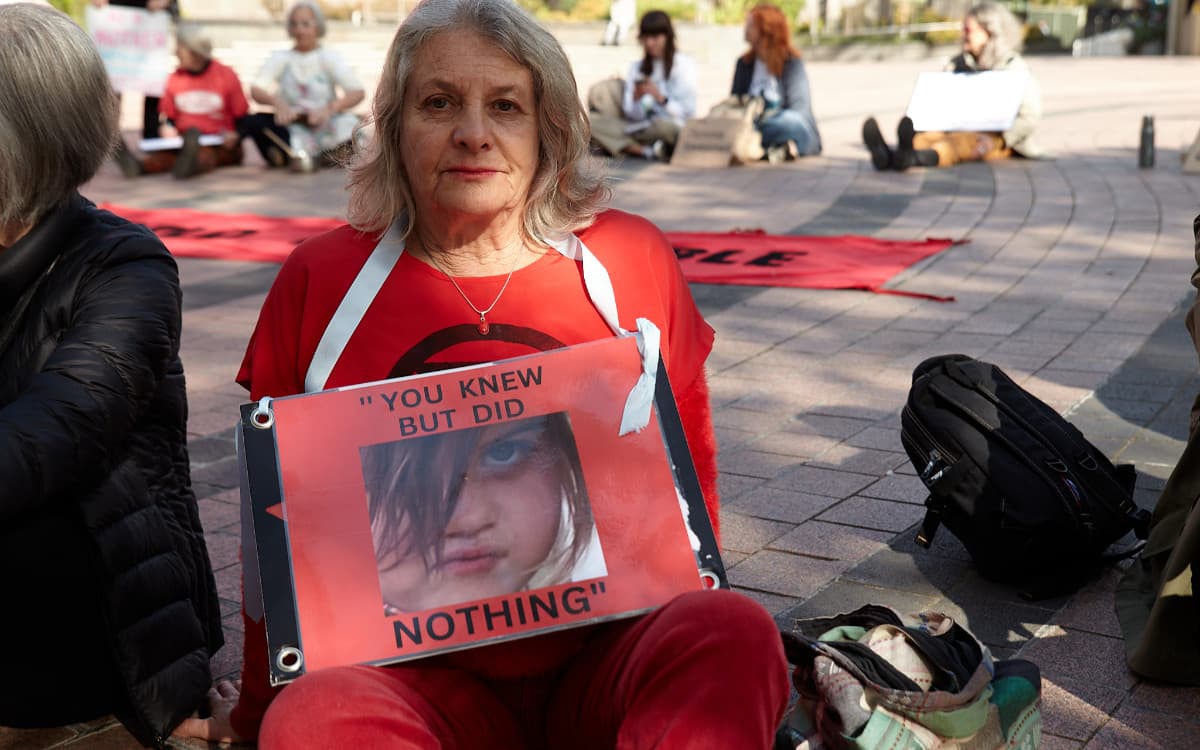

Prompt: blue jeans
xmin=757 ymin=109 xmax=821 ymax=155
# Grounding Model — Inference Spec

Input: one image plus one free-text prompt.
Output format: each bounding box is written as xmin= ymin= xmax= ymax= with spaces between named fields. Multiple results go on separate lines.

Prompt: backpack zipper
xmin=927 ymin=381 xmax=1088 ymax=533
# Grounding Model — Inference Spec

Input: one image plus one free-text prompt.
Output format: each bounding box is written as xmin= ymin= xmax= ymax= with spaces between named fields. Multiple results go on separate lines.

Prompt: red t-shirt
xmin=231 ymin=209 xmax=717 ymax=736
xmin=160 ymin=60 xmax=248 ymax=135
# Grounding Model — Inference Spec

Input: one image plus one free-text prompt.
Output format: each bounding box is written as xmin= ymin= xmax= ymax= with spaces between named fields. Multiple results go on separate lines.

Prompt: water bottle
xmin=1138 ymin=115 xmax=1155 ymax=169
xmin=639 ymin=93 xmax=657 ymax=117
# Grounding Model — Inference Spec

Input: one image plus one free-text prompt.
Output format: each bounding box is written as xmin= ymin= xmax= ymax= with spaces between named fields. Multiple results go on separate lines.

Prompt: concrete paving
xmin=3 ymin=24 xmax=1200 ymax=750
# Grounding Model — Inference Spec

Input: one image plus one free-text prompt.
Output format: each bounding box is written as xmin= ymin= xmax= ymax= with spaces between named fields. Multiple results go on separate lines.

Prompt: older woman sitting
xmin=0 ymin=4 xmax=222 ymax=744
xmin=862 ymin=1 xmax=1044 ymax=170
xmin=250 ymin=0 xmax=365 ymax=165
xmin=173 ymin=0 xmax=789 ymax=746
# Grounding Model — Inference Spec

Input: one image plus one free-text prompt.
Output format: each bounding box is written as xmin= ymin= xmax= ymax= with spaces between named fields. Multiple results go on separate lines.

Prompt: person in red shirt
xmin=114 ymin=23 xmax=291 ymax=179
xmin=174 ymin=0 xmax=790 ymax=746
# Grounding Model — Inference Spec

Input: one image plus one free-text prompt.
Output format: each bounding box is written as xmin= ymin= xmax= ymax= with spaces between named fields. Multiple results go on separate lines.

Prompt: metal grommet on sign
xmin=251 ymin=396 xmax=274 ymax=430
xmin=275 ymin=646 xmax=304 ymax=674
xmin=699 ymin=569 xmax=720 ymax=590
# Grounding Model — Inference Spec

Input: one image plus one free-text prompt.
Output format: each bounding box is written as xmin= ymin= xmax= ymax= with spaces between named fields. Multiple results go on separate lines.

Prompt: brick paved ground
xmin=4 ymin=22 xmax=1200 ymax=750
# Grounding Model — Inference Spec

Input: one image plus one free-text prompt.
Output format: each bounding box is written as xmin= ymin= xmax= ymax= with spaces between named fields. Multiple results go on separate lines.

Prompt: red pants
xmin=259 ymin=590 xmax=788 ymax=749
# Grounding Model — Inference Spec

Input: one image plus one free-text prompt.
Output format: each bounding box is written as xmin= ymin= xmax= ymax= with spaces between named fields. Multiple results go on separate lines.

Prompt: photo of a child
xmin=360 ymin=412 xmax=607 ymax=615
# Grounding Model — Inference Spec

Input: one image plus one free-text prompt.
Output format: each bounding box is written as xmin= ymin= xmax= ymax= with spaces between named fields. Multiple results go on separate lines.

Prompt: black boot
xmin=914 ymin=148 xmax=940 ymax=167
xmin=894 ymin=116 xmax=917 ymax=171
xmin=861 ymin=117 xmax=892 ymax=171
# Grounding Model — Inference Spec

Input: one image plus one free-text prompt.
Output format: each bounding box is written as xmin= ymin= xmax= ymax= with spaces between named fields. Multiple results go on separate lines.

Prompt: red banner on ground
xmin=101 ymin=204 xmax=956 ymax=300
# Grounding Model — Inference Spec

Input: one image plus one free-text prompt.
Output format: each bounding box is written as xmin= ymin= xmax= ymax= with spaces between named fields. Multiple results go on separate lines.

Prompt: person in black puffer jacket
xmin=0 ymin=5 xmax=222 ymax=748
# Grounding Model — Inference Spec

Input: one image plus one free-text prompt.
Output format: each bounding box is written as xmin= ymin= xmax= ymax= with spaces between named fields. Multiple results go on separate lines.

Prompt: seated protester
xmin=250 ymin=0 xmax=366 ymax=166
xmin=173 ymin=0 xmax=789 ymax=745
xmin=861 ymin=1 xmax=1044 ymax=171
xmin=588 ymin=10 xmax=697 ymax=161
xmin=115 ymin=23 xmax=291 ymax=179
xmin=732 ymin=3 xmax=822 ymax=163
xmin=0 ymin=5 xmax=222 ymax=743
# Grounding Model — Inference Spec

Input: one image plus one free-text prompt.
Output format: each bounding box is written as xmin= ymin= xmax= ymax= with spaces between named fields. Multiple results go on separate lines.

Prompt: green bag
xmin=776 ymin=605 xmax=1041 ymax=750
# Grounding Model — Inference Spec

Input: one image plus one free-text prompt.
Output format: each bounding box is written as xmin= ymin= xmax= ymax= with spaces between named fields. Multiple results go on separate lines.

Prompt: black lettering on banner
xmin=471 ymin=399 xmax=525 ymax=425
xmin=673 ymin=246 xmax=705 ymax=260
xmin=562 ymin=586 xmax=592 ymax=615
xmin=391 ymin=586 xmax=608 ymax=649
xmin=698 ymin=250 xmax=741 ymax=265
xmin=398 ymin=408 xmax=457 ymax=436
xmin=746 ymin=250 xmax=808 ymax=267
xmin=529 ymin=591 xmax=558 ymax=622
xmin=394 ymin=617 xmax=423 ymax=647
xmin=483 ymin=600 xmax=513 ymax=630
xmin=459 ymin=366 xmax=542 ymax=399
xmin=427 ymin=612 xmax=455 ymax=641
xmin=455 ymin=605 xmax=479 ymax=635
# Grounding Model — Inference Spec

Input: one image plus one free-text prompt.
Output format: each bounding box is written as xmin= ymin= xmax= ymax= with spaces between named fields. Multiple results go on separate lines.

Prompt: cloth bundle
xmin=776 ymin=605 xmax=1041 ymax=750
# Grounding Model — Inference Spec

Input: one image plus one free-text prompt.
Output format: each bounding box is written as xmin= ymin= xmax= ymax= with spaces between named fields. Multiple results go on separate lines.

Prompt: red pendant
xmin=477 ymin=317 xmax=491 ymax=336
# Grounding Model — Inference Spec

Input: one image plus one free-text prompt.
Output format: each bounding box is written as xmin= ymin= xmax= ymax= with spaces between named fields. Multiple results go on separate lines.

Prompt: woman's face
xmin=375 ymin=418 xmax=565 ymax=612
xmin=744 ymin=17 xmax=760 ymax=49
xmin=175 ymin=46 xmax=205 ymax=73
xmin=640 ymin=31 xmax=667 ymax=59
xmin=400 ymin=31 xmax=540 ymax=230
xmin=288 ymin=6 xmax=320 ymax=52
xmin=962 ymin=15 xmax=990 ymax=59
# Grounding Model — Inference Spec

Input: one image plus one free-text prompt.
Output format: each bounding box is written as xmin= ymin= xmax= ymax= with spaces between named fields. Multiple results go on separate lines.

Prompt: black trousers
xmin=237 ymin=112 xmax=292 ymax=164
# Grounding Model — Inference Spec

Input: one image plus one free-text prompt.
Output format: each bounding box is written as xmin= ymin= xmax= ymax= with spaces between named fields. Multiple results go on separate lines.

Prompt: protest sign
xmin=85 ymin=5 xmax=173 ymax=97
xmin=240 ymin=335 xmax=723 ymax=684
xmin=905 ymin=71 xmax=1028 ymax=133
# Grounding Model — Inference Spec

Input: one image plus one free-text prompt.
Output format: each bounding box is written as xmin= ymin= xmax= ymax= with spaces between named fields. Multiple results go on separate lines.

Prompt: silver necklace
xmin=421 ymin=237 xmax=524 ymax=336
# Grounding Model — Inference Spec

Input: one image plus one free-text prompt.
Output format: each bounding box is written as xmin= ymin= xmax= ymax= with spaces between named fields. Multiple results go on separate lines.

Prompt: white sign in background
xmin=904 ymin=71 xmax=1029 ymax=133
xmin=85 ymin=5 xmax=173 ymax=97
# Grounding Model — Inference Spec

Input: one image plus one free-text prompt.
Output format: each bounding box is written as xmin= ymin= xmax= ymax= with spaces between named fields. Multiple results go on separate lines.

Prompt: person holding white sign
xmin=861 ymin=2 xmax=1044 ymax=170
xmin=250 ymin=0 xmax=366 ymax=167
xmin=174 ymin=0 xmax=789 ymax=745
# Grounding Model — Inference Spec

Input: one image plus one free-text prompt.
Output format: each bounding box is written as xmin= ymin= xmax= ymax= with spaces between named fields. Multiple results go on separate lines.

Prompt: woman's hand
xmin=146 ymin=0 xmax=171 ymax=10
xmin=273 ymin=102 xmax=298 ymax=127
xmin=306 ymin=105 xmax=332 ymax=129
xmin=173 ymin=680 xmax=249 ymax=745
xmin=89 ymin=0 xmax=109 ymax=7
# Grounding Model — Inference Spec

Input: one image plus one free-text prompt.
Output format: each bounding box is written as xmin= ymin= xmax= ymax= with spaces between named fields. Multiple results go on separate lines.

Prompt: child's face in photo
xmin=374 ymin=418 xmax=566 ymax=613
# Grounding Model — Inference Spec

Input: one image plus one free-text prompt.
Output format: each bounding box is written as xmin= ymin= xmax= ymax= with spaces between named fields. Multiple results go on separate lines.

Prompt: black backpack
xmin=900 ymin=354 xmax=1151 ymax=598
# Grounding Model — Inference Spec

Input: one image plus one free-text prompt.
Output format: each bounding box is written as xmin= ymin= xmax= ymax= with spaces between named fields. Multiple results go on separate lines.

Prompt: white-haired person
xmin=173 ymin=0 xmax=789 ymax=746
xmin=862 ymin=1 xmax=1044 ymax=170
xmin=115 ymin=23 xmax=293 ymax=178
xmin=250 ymin=0 xmax=366 ymax=165
xmin=0 ymin=4 xmax=222 ymax=745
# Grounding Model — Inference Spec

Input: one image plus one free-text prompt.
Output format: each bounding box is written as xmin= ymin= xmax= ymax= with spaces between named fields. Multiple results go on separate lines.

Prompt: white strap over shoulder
xmin=304 ymin=222 xmax=403 ymax=393
xmin=303 ymin=223 xmax=661 ymax=433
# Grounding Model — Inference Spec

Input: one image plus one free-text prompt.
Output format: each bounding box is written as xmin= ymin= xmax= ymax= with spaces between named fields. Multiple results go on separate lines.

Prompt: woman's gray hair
xmin=286 ymin=0 xmax=327 ymax=38
xmin=0 ymin=3 xmax=118 ymax=228
xmin=967 ymin=1 xmax=1024 ymax=70
xmin=346 ymin=0 xmax=608 ymax=241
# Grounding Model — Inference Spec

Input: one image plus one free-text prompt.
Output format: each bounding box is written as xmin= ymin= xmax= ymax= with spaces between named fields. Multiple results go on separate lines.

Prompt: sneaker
xmin=112 ymin=139 xmax=143 ymax=178
xmin=861 ymin=117 xmax=892 ymax=171
xmin=172 ymin=128 xmax=203 ymax=179
xmin=651 ymin=139 xmax=669 ymax=162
